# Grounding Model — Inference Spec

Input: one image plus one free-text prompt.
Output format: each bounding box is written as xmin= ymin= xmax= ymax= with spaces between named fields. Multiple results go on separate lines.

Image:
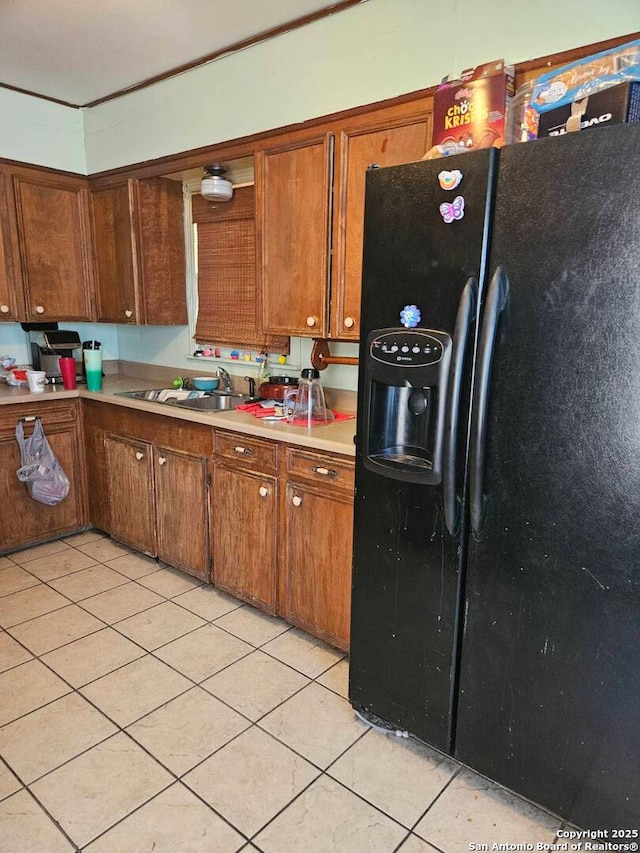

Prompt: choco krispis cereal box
xmin=433 ymin=60 xmax=515 ymax=151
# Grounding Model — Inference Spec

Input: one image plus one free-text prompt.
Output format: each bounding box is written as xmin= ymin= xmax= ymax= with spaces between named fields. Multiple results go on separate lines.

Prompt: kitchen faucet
xmin=217 ymin=367 xmax=233 ymax=391
xmin=244 ymin=376 xmax=256 ymax=398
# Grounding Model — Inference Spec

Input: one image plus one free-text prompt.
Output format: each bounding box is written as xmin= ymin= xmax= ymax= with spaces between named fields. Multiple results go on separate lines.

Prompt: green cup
xmin=83 ymin=350 xmax=102 ymax=392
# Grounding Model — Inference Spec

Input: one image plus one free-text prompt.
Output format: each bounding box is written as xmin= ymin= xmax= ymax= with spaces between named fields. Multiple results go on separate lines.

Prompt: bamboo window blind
xmin=192 ymin=186 xmax=289 ymax=352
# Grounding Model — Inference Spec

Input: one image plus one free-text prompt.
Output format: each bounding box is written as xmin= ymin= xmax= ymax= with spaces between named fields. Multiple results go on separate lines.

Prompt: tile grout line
xmin=1 ymin=535 xmax=383 ymax=849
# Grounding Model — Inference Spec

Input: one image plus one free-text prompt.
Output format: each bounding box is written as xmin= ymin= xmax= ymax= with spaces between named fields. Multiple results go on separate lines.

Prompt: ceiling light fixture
xmin=200 ymin=164 xmax=233 ymax=202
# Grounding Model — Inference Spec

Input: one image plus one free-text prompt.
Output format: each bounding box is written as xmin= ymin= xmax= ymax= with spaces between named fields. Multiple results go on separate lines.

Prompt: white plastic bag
xmin=15 ymin=418 xmax=70 ymax=506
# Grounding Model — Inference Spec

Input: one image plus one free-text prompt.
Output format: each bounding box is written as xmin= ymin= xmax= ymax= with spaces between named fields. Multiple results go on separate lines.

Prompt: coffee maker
xmin=22 ymin=323 xmax=82 ymax=384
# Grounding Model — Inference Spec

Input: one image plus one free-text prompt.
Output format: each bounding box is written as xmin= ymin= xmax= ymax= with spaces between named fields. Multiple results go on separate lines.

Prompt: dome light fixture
xmin=200 ymin=163 xmax=233 ymax=202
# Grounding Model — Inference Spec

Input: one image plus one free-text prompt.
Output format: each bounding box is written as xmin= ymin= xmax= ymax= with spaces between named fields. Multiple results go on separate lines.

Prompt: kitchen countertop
xmin=0 ymin=375 xmax=357 ymax=457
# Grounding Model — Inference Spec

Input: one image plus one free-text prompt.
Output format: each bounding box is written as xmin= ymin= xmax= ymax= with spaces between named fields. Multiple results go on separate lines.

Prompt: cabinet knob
xmin=158 ymin=456 xmax=166 ymax=466
xmin=135 ymin=451 xmax=144 ymax=461
xmin=259 ymin=485 xmax=269 ymax=498
xmin=292 ymin=495 xmax=302 ymax=507
xmin=0 ymin=304 xmax=9 ymax=314
xmin=35 ymin=305 xmax=45 ymax=314
xmin=124 ymin=309 xmax=133 ymax=318
xmin=233 ymin=445 xmax=252 ymax=455
xmin=343 ymin=316 xmax=355 ymax=329
xmin=306 ymin=316 xmax=317 ymax=328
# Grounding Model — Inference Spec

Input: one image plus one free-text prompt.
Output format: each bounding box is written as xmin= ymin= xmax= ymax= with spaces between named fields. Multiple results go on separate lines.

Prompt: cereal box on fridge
xmin=433 ymin=60 xmax=515 ymax=152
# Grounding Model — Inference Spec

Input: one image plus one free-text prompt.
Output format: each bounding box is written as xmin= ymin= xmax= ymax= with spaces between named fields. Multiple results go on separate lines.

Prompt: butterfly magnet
xmin=438 ymin=169 xmax=463 ymax=191
xmin=439 ymin=196 xmax=465 ymax=224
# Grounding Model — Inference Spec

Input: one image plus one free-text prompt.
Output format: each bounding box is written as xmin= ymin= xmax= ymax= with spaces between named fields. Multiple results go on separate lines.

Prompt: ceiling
xmin=0 ymin=0 xmax=361 ymax=108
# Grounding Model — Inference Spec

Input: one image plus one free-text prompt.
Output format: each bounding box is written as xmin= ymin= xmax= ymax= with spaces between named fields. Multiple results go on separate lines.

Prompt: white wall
xmin=0 ymin=88 xmax=86 ymax=173
xmin=83 ymin=0 xmax=640 ymax=172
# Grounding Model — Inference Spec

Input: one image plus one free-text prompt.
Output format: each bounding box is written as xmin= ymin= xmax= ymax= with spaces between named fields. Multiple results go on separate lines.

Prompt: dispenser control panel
xmin=370 ymin=330 xmax=444 ymax=367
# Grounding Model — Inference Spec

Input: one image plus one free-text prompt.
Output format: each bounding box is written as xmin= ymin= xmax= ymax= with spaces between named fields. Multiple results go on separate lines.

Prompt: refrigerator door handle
xmin=470 ymin=266 xmax=509 ymax=539
xmin=443 ymin=276 xmax=478 ymax=536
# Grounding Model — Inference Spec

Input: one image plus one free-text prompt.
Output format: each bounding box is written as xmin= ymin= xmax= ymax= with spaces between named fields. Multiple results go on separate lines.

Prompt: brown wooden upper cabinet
xmin=12 ymin=173 xmax=95 ymax=322
xmin=257 ymin=104 xmax=432 ymax=341
xmin=90 ymin=177 xmax=187 ymax=325
xmin=257 ymin=134 xmax=333 ymax=338
xmin=330 ymin=108 xmax=432 ymax=340
xmin=0 ymin=174 xmax=22 ymax=322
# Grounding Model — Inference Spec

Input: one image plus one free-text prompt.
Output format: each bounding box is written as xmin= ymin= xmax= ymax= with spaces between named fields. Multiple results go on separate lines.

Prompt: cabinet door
xmin=0 ymin=424 xmax=85 ymax=553
xmin=155 ymin=447 xmax=209 ymax=581
xmin=258 ymin=134 xmax=333 ymax=337
xmin=91 ymin=182 xmax=138 ymax=323
xmin=213 ymin=464 xmax=278 ymax=613
xmin=330 ymin=114 xmax=432 ymax=339
xmin=13 ymin=175 xmax=94 ymax=321
xmin=0 ymin=175 xmax=22 ymax=321
xmin=283 ymin=482 xmax=353 ymax=649
xmin=105 ymin=435 xmax=156 ymax=555
xmin=134 ymin=177 xmax=187 ymax=325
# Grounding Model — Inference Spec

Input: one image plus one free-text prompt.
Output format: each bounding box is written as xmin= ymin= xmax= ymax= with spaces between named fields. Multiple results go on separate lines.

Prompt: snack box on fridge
xmin=433 ymin=59 xmax=515 ymax=151
xmin=532 ymin=39 xmax=640 ymax=114
xmin=537 ymin=81 xmax=640 ymax=137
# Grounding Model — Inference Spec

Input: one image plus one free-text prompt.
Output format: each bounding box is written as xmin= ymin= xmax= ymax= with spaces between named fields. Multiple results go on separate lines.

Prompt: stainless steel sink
xmin=168 ymin=392 xmax=250 ymax=412
xmin=116 ymin=387 xmax=250 ymax=412
xmin=116 ymin=388 xmax=174 ymax=401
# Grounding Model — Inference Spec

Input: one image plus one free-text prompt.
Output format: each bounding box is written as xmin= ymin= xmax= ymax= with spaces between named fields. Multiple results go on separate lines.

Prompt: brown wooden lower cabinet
xmin=105 ymin=434 xmax=156 ymax=555
xmin=212 ymin=464 xmax=278 ymax=612
xmin=83 ymin=404 xmax=355 ymax=646
xmin=155 ymin=447 xmax=209 ymax=581
xmin=212 ymin=430 xmax=354 ymax=647
xmin=281 ymin=479 xmax=353 ymax=651
xmin=0 ymin=401 xmax=87 ymax=553
xmin=279 ymin=445 xmax=354 ymax=650
xmin=84 ymin=401 xmax=211 ymax=580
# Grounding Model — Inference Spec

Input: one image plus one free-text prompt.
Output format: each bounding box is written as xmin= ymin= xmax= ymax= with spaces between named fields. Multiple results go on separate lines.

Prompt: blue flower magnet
xmin=400 ymin=305 xmax=421 ymax=328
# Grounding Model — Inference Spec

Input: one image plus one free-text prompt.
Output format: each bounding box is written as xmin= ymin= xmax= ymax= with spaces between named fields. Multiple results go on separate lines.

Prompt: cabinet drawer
xmin=214 ymin=430 xmax=278 ymax=474
xmin=0 ymin=401 xmax=79 ymax=437
xmin=285 ymin=446 xmax=354 ymax=493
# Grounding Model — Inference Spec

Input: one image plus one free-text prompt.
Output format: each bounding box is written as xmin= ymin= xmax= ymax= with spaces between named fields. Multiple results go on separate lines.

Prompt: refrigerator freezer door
xmin=457 ymin=124 xmax=640 ymax=828
xmin=350 ymin=149 xmax=496 ymax=751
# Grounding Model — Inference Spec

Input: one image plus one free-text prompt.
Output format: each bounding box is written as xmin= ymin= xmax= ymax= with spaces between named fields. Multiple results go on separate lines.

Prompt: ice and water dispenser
xmin=361 ymin=328 xmax=452 ymax=484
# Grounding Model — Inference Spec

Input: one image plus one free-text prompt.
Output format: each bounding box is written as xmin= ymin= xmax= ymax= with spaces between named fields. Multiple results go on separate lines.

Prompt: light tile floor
xmin=0 ymin=531 xmax=575 ymax=852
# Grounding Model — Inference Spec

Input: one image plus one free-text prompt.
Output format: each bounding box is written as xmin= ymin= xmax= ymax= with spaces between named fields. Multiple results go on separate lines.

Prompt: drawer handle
xmin=158 ymin=456 xmax=166 ymax=465
xmin=292 ymin=495 xmax=302 ymax=507
xmin=135 ymin=451 xmax=144 ymax=461
xmin=124 ymin=309 xmax=133 ymax=318
xmin=312 ymin=466 xmax=337 ymax=478
xmin=259 ymin=485 xmax=269 ymax=498
xmin=233 ymin=445 xmax=252 ymax=455
xmin=20 ymin=416 xmax=37 ymax=423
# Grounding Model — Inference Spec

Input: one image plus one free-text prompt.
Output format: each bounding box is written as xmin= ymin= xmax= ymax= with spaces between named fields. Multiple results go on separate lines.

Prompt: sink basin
xmin=116 ymin=388 xmax=173 ymax=401
xmin=116 ymin=388 xmax=250 ymax=412
xmin=168 ymin=392 xmax=250 ymax=412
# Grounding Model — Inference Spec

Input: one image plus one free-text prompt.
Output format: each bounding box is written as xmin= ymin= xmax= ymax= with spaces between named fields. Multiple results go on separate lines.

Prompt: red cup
xmin=58 ymin=357 xmax=77 ymax=390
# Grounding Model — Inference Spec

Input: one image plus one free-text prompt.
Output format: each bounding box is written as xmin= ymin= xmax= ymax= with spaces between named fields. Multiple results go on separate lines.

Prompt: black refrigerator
xmin=349 ymin=123 xmax=640 ymax=829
